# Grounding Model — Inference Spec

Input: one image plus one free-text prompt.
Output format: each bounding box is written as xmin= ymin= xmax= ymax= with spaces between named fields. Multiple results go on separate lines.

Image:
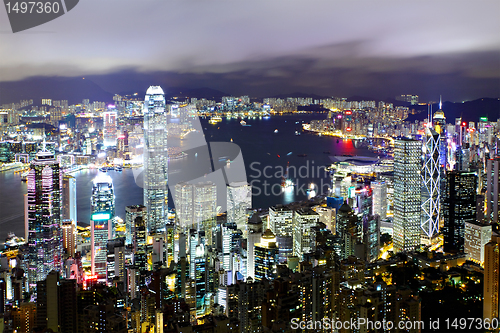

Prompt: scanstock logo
xmin=4 ymin=0 xmax=79 ymax=33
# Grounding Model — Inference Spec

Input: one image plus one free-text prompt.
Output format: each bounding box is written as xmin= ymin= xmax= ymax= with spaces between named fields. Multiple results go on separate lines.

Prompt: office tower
xmin=486 ymin=157 xmax=500 ymax=224
xmin=26 ymin=146 xmax=62 ymax=290
xmin=143 ymin=86 xmax=168 ymax=233
xmin=371 ymin=181 xmax=387 ymax=220
xmin=484 ymin=232 xmax=500 ymax=320
xmin=58 ymin=279 xmax=77 ymax=333
xmin=61 ymin=174 xmax=77 ymax=222
xmin=11 ymin=303 xmax=36 ymax=333
xmin=336 ymin=203 xmax=360 ymax=260
xmin=175 ymin=182 xmax=217 ymax=246
xmin=442 ymin=171 xmax=477 ymax=253
xmin=90 ymin=174 xmax=115 ymax=282
xmin=36 ymin=271 xmax=59 ymax=332
xmin=433 ymin=106 xmax=447 ymax=167
xmin=246 ymin=230 xmax=262 ymax=280
xmin=269 ymin=205 xmax=293 ymax=263
xmin=125 ymin=205 xmax=146 ymax=246
xmin=227 ymin=182 xmax=252 ymax=231
xmin=222 ymin=223 xmax=238 ymax=271
xmin=132 ymin=215 xmax=147 ymax=271
xmin=292 ymin=208 xmax=319 ymax=258
xmin=61 ymin=219 xmax=76 ymax=257
xmin=194 ymin=244 xmax=207 ymax=316
xmin=455 ymin=147 xmax=470 ymax=172
xmin=254 ymin=229 xmax=279 ymax=281
xmin=464 ymin=221 xmax=492 ymax=266
xmin=103 ymin=111 xmax=117 ymax=147
xmin=421 ymin=127 xmax=441 ymax=238
xmin=393 ymin=138 xmax=421 ymax=253
xmin=107 ymin=238 xmax=125 ymax=284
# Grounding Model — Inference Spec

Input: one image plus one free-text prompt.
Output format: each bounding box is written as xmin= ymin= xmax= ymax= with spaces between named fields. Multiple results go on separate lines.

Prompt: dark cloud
xmin=0 ymin=0 xmax=498 ymax=100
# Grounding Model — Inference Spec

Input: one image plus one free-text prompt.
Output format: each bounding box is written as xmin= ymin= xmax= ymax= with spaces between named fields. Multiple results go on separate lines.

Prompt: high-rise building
xmin=254 ymin=229 xmax=278 ymax=281
xmin=175 ymin=182 xmax=217 ymax=246
xmin=292 ymin=208 xmax=319 ymax=258
xmin=371 ymin=181 xmax=387 ymax=220
xmin=103 ymin=111 xmax=117 ymax=147
xmin=393 ymin=138 xmax=421 ymax=253
xmin=483 ymin=232 xmax=500 ymax=320
xmin=61 ymin=174 xmax=77 ymax=223
xmin=486 ymin=157 xmax=500 ymax=224
xmin=26 ymin=146 xmax=62 ymax=290
xmin=433 ymin=107 xmax=447 ymax=168
xmin=227 ymin=182 xmax=252 ymax=232
xmin=90 ymin=174 xmax=115 ymax=282
xmin=442 ymin=171 xmax=477 ymax=253
xmin=61 ymin=219 xmax=76 ymax=257
xmin=421 ymin=127 xmax=441 ymax=238
xmin=125 ymin=205 xmax=146 ymax=246
xmin=464 ymin=221 xmax=492 ymax=266
xmin=269 ymin=205 xmax=293 ymax=263
xmin=336 ymin=202 xmax=360 ymax=260
xmin=143 ymin=86 xmax=168 ymax=233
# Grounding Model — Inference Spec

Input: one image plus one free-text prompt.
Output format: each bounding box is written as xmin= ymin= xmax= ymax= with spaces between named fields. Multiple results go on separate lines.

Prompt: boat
xmin=115 ymin=166 xmax=123 ymax=172
xmin=287 ymin=152 xmax=292 ymax=156
xmin=240 ymin=120 xmax=246 ymax=125
xmin=281 ymin=162 xmax=294 ymax=189
xmin=274 ymin=129 xmax=278 ymax=133
xmin=209 ymin=116 xmax=222 ymax=124
xmin=99 ymin=167 xmax=108 ymax=172
xmin=297 ymin=154 xmax=307 ymax=157
xmin=295 ymin=130 xmax=301 ymax=136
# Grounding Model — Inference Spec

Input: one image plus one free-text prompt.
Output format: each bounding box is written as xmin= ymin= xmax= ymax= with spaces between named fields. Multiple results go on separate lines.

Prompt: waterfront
xmin=0 ymin=114 xmax=375 ymax=240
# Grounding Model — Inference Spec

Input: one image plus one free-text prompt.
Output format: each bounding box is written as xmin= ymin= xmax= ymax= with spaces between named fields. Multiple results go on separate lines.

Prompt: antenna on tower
xmin=439 ymin=95 xmax=442 ymax=110
xmin=41 ymin=134 xmax=48 ymax=152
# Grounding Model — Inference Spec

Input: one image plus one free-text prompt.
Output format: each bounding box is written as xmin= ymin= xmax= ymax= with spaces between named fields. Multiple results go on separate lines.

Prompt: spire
xmin=41 ymin=135 xmax=48 ymax=152
xmin=439 ymin=95 xmax=442 ymax=110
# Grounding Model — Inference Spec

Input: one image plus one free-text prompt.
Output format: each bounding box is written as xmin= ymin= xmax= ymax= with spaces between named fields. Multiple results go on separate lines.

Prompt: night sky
xmin=0 ymin=0 xmax=499 ymax=101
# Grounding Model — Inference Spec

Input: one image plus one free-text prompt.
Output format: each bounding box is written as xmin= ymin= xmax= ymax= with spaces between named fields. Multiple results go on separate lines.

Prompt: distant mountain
xmin=405 ymin=98 xmax=500 ymax=123
xmin=169 ymin=87 xmax=229 ymax=100
xmin=0 ymin=77 xmax=114 ymax=105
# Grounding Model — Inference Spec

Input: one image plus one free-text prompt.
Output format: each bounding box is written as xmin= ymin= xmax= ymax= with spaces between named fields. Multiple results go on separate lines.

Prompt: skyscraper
xmin=254 ymin=229 xmax=278 ymax=281
xmin=442 ymin=171 xmax=477 ymax=253
xmin=125 ymin=205 xmax=146 ymax=246
xmin=421 ymin=127 xmax=441 ymax=238
xmin=292 ymin=208 xmax=319 ymax=258
xmin=371 ymin=181 xmax=387 ymax=220
xmin=103 ymin=111 xmax=117 ymax=147
xmin=269 ymin=205 xmax=293 ymax=263
xmin=61 ymin=174 xmax=76 ymax=223
xmin=227 ymin=182 xmax=252 ymax=232
xmin=143 ymin=86 xmax=168 ymax=233
xmin=393 ymin=138 xmax=421 ymax=253
xmin=90 ymin=173 xmax=115 ymax=282
xmin=26 ymin=146 xmax=62 ymax=290
xmin=483 ymin=232 xmax=500 ymax=320
xmin=175 ymin=182 xmax=217 ymax=246
xmin=486 ymin=157 xmax=500 ymax=224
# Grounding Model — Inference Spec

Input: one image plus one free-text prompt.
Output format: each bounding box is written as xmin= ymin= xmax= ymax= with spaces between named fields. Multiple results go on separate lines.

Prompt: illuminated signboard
xmin=91 ymin=213 xmax=111 ymax=221
xmin=480 ymin=117 xmax=488 ymax=122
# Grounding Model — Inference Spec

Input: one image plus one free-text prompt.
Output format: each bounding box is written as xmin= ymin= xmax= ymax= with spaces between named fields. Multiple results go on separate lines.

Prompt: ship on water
xmin=281 ymin=162 xmax=294 ymax=189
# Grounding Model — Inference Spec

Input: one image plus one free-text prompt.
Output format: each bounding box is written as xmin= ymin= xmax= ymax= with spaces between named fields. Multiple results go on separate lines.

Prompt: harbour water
xmin=0 ymin=113 xmax=375 ymax=239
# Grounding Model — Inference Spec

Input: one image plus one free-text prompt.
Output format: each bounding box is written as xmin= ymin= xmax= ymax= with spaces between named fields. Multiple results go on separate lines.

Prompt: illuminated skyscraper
xmin=371 ymin=181 xmax=387 ymax=220
xmin=90 ymin=173 xmax=115 ymax=282
xmin=393 ymin=138 xmax=421 ymax=253
xmin=254 ymin=229 xmax=278 ymax=281
xmin=227 ymin=182 xmax=251 ymax=232
xmin=433 ymin=105 xmax=447 ymax=168
xmin=103 ymin=111 xmax=117 ymax=147
xmin=143 ymin=86 xmax=168 ymax=233
xmin=442 ymin=171 xmax=477 ymax=253
xmin=175 ymin=182 xmax=217 ymax=246
xmin=125 ymin=205 xmax=146 ymax=246
xmin=292 ymin=208 xmax=319 ymax=258
xmin=61 ymin=174 xmax=77 ymax=223
xmin=269 ymin=205 xmax=293 ymax=263
xmin=484 ymin=232 xmax=500 ymax=320
xmin=486 ymin=157 xmax=500 ymax=224
xmin=421 ymin=127 xmax=441 ymax=238
xmin=26 ymin=146 xmax=62 ymax=290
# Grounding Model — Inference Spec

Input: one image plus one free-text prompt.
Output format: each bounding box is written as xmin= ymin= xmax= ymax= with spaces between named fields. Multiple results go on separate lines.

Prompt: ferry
xmin=274 ymin=129 xmax=279 ymax=134
xmin=240 ymin=120 xmax=247 ymax=126
xmin=295 ymin=130 xmax=301 ymax=136
xmin=208 ymin=116 xmax=222 ymax=124
xmin=281 ymin=162 xmax=294 ymax=189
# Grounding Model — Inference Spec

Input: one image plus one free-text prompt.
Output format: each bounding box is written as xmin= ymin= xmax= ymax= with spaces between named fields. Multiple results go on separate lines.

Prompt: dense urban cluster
xmin=0 ymin=87 xmax=499 ymax=333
